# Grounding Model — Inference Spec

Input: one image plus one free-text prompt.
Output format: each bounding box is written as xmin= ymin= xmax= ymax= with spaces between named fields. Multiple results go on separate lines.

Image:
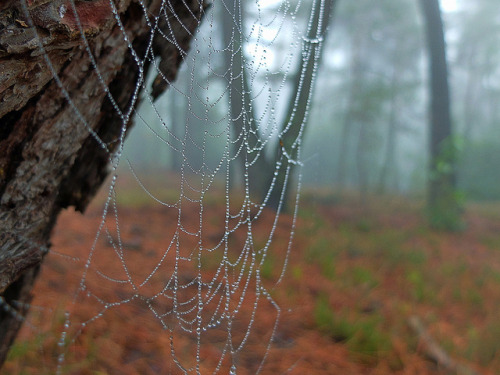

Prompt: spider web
xmin=5 ymin=0 xmax=328 ymax=373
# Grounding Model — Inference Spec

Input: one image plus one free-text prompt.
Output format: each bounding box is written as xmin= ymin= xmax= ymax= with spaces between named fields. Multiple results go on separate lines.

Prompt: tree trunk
xmin=170 ymin=81 xmax=185 ymax=173
xmin=356 ymin=121 xmax=369 ymax=204
xmin=418 ymin=0 xmax=462 ymax=230
xmin=378 ymin=65 xmax=401 ymax=194
xmin=0 ymin=0 xmax=205 ymax=366
xmin=267 ymin=0 xmax=337 ymax=211
xmin=335 ymin=28 xmax=362 ymax=191
xmin=220 ymin=0 xmax=271 ymax=198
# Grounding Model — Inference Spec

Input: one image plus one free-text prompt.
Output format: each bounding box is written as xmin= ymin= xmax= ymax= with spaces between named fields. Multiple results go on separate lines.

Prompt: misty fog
xmin=123 ymin=0 xmax=500 ymax=204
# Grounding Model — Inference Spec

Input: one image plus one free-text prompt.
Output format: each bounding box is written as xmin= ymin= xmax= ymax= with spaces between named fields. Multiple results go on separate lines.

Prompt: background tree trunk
xmin=0 ymin=0 xmax=205 ymax=366
xmin=267 ymin=0 xmax=337 ymax=211
xmin=418 ymin=0 xmax=462 ymax=230
xmin=220 ymin=0 xmax=272 ymax=197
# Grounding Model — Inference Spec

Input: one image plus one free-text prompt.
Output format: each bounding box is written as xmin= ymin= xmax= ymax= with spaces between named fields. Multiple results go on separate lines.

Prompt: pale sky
xmin=441 ymin=0 xmax=458 ymax=12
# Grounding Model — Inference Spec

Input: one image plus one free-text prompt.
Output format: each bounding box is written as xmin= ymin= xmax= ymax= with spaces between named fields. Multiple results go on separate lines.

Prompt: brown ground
xmin=3 ymin=190 xmax=500 ymax=374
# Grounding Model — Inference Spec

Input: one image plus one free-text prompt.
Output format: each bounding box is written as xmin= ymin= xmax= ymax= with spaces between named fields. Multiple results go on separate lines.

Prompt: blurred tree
xmin=267 ymin=0 xmax=337 ymax=210
xmin=376 ymin=1 xmax=422 ymax=194
xmin=332 ymin=0 xmax=421 ymax=196
xmin=335 ymin=22 xmax=363 ymax=191
xmin=452 ymin=0 xmax=500 ymax=200
xmin=221 ymin=0 xmax=337 ymax=211
xmin=220 ymin=0 xmax=269 ymax=194
xmin=419 ymin=0 xmax=463 ymax=229
xmin=170 ymin=82 xmax=186 ymax=173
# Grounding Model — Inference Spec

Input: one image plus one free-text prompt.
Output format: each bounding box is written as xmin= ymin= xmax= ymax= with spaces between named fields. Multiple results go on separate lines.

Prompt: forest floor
xmin=4 ymin=179 xmax=500 ymax=374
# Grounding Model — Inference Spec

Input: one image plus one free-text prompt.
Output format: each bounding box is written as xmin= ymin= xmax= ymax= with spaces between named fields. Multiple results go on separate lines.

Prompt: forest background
xmin=4 ymin=0 xmax=500 ymax=374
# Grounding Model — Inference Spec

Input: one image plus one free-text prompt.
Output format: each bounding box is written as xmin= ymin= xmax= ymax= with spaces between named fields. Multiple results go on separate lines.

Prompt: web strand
xmin=5 ymin=0 xmax=326 ymax=373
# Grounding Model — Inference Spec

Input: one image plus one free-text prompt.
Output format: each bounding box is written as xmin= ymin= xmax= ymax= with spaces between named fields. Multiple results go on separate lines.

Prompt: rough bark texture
xmin=0 ymin=0 xmax=205 ymax=366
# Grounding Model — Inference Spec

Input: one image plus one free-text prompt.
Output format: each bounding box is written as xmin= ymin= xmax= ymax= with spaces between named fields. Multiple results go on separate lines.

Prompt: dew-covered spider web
xmin=5 ymin=0 xmax=330 ymax=373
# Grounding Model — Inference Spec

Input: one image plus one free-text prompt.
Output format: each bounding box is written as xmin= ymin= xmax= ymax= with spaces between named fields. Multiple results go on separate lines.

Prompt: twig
xmin=408 ymin=315 xmax=481 ymax=375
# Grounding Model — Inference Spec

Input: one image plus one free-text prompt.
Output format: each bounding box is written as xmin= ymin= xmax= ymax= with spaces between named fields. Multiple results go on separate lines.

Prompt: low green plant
xmin=465 ymin=288 xmax=484 ymax=306
xmin=320 ymin=253 xmax=336 ymax=280
xmin=305 ymin=237 xmax=331 ymax=263
xmin=405 ymin=249 xmax=427 ymax=266
xmin=465 ymin=322 xmax=500 ymax=366
xmin=406 ymin=269 xmax=427 ymax=302
xmin=313 ymin=296 xmax=392 ymax=364
xmin=260 ymin=254 xmax=274 ymax=280
xmin=440 ymin=260 xmax=467 ymax=277
xmin=350 ymin=266 xmax=378 ymax=289
xmin=304 ymin=237 xmax=337 ymax=279
xmin=291 ymin=265 xmax=303 ymax=281
xmin=355 ymin=219 xmax=373 ymax=232
xmin=481 ymin=234 xmax=500 ymax=251
xmin=298 ymin=208 xmax=327 ymax=235
xmin=6 ymin=337 xmax=41 ymax=362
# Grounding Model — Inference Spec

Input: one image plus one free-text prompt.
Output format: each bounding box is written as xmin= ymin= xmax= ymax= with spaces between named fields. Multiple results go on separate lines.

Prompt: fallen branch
xmin=408 ymin=315 xmax=481 ymax=375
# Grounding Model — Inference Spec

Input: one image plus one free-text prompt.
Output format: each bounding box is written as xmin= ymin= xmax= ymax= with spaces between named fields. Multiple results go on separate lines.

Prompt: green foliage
xmin=403 ymin=248 xmax=428 ymax=266
xmin=291 ymin=265 xmax=303 ymax=281
xmin=305 ymin=236 xmax=337 ymax=279
xmin=427 ymin=187 xmax=465 ymax=231
xmin=313 ymin=296 xmax=392 ymax=364
xmin=428 ymin=136 xmax=465 ymax=231
xmin=466 ymin=322 xmax=500 ymax=366
xmin=431 ymin=136 xmax=464 ymax=179
xmin=481 ymin=233 xmax=500 ymax=250
xmin=350 ymin=266 xmax=379 ymax=289
xmin=6 ymin=339 xmax=39 ymax=362
xmin=406 ymin=269 xmax=434 ymax=302
xmin=355 ymin=219 xmax=372 ymax=232
xmin=321 ymin=255 xmax=337 ymax=280
xmin=299 ymin=208 xmax=327 ymax=235
xmin=260 ymin=254 xmax=275 ymax=280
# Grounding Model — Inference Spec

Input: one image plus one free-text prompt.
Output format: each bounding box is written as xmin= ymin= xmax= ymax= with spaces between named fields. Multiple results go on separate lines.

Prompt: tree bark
xmin=418 ymin=0 xmax=462 ymax=230
xmin=0 ymin=0 xmax=205 ymax=366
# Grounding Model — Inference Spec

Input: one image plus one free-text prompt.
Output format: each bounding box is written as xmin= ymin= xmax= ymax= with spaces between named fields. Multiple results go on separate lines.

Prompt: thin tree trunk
xmin=336 ymin=30 xmax=362 ymax=191
xmin=268 ymin=0 xmax=337 ymax=211
xmin=461 ymin=51 xmax=478 ymax=152
xmin=170 ymin=83 xmax=185 ymax=173
xmin=378 ymin=66 xmax=401 ymax=193
xmin=220 ymin=0 xmax=270 ymax=198
xmin=0 ymin=0 xmax=205 ymax=366
xmin=336 ymin=113 xmax=354 ymax=190
xmin=356 ymin=121 xmax=369 ymax=204
xmin=457 ymin=50 xmax=479 ymax=192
